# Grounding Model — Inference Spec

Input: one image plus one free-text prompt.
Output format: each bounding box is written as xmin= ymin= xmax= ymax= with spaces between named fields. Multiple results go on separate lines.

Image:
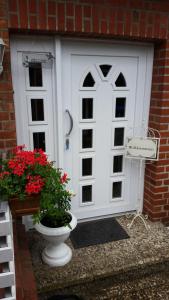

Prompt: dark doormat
xmin=47 ymin=295 xmax=82 ymax=300
xmin=70 ymin=217 xmax=129 ymax=249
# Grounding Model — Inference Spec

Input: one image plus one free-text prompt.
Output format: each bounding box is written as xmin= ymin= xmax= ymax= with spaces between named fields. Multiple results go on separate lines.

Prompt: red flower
xmin=25 ymin=175 xmax=44 ymax=195
xmin=60 ymin=173 xmax=68 ymax=184
xmin=0 ymin=171 xmax=10 ymax=179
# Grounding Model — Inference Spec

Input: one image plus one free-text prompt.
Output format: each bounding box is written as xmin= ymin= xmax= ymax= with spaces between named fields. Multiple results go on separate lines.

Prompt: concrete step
xmin=39 ymin=261 xmax=169 ymax=300
xmin=28 ymin=216 xmax=169 ymax=300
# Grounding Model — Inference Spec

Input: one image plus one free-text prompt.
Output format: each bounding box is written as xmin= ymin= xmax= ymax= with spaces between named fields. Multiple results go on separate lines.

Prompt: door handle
xmin=65 ymin=109 xmax=73 ymax=137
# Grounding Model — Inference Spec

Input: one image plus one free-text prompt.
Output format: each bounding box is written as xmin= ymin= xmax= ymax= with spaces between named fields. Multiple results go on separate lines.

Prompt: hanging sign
xmin=126 ymin=137 xmax=160 ymax=160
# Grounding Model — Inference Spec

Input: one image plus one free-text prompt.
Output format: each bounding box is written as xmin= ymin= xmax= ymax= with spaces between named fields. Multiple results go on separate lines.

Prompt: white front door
xmin=62 ymin=41 xmax=153 ymax=220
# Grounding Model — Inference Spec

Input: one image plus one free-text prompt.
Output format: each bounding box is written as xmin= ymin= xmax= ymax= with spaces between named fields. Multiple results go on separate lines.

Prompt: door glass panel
xmin=83 ymin=72 xmax=95 ymax=87
xmin=82 ymin=98 xmax=93 ymax=119
xmin=113 ymin=155 xmax=123 ymax=173
xmin=82 ymin=129 xmax=93 ymax=148
xmin=99 ymin=64 xmax=112 ymax=77
xmin=115 ymin=73 xmax=126 ymax=87
xmin=112 ymin=181 xmax=122 ymax=198
xmin=33 ymin=132 xmax=46 ymax=151
xmin=31 ymin=99 xmax=44 ymax=121
xmin=115 ymin=98 xmax=126 ymax=118
xmin=82 ymin=185 xmax=92 ymax=203
xmin=29 ymin=63 xmax=42 ymax=87
xmin=82 ymin=158 xmax=92 ymax=176
xmin=114 ymin=128 xmax=124 ymax=146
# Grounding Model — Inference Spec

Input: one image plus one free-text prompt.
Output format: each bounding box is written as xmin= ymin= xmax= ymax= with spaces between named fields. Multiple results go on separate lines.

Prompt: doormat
xmin=70 ymin=217 xmax=129 ymax=249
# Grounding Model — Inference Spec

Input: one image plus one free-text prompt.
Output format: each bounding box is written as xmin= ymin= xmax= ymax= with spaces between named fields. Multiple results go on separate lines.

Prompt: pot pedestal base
xmin=42 ymin=243 xmax=72 ymax=267
xmin=35 ymin=213 xmax=77 ymax=267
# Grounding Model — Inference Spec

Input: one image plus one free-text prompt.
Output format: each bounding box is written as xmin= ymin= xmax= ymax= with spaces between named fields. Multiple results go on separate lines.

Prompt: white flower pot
xmin=35 ymin=212 xmax=77 ymax=267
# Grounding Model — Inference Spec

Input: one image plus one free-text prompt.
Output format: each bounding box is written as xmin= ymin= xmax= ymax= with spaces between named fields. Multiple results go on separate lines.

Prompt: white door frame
xmin=10 ymin=36 xmax=154 ymax=223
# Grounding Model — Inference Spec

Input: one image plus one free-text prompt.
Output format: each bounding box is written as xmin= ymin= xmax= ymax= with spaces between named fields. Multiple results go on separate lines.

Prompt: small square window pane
xmin=82 ymin=129 xmax=93 ymax=148
xmin=29 ymin=63 xmax=42 ymax=87
xmin=112 ymin=181 xmax=122 ymax=198
xmin=113 ymin=155 xmax=123 ymax=173
xmin=115 ymin=98 xmax=126 ymax=118
xmin=33 ymin=132 xmax=46 ymax=151
xmin=31 ymin=99 xmax=44 ymax=121
xmin=82 ymin=98 xmax=93 ymax=119
xmin=82 ymin=158 xmax=92 ymax=176
xmin=114 ymin=128 xmax=124 ymax=146
xmin=82 ymin=185 xmax=92 ymax=203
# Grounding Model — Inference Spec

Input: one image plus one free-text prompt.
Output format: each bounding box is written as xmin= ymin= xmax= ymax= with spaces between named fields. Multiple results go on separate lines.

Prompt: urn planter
xmin=35 ymin=212 xmax=77 ymax=267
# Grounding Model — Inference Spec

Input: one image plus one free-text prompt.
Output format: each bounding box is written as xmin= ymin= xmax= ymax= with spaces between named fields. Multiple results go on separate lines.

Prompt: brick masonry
xmin=0 ymin=0 xmax=169 ymax=224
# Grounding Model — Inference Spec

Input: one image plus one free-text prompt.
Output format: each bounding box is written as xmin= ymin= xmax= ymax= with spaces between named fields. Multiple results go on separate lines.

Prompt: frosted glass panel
xmin=33 ymin=132 xmax=46 ymax=151
xmin=29 ymin=63 xmax=42 ymax=87
xmin=82 ymin=185 xmax=92 ymax=203
xmin=113 ymin=155 xmax=123 ymax=173
xmin=82 ymin=158 xmax=92 ymax=176
xmin=115 ymin=73 xmax=126 ymax=87
xmin=112 ymin=181 xmax=122 ymax=198
xmin=114 ymin=128 xmax=124 ymax=146
xmin=83 ymin=73 xmax=95 ymax=87
xmin=115 ymin=98 xmax=126 ymax=118
xmin=31 ymin=99 xmax=44 ymax=121
xmin=100 ymin=64 xmax=111 ymax=77
xmin=82 ymin=129 xmax=93 ymax=148
xmin=82 ymin=98 xmax=93 ymax=119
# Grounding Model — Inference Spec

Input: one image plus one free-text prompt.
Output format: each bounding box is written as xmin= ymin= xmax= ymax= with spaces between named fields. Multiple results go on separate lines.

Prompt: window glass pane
xmin=33 ymin=132 xmax=46 ymax=151
xmin=83 ymin=72 xmax=95 ymax=87
xmin=29 ymin=63 xmax=42 ymax=87
xmin=82 ymin=185 xmax=92 ymax=203
xmin=82 ymin=158 xmax=92 ymax=176
xmin=115 ymin=73 xmax=126 ymax=87
xmin=82 ymin=129 xmax=93 ymax=148
xmin=99 ymin=64 xmax=112 ymax=77
xmin=82 ymin=98 xmax=93 ymax=119
xmin=114 ymin=128 xmax=124 ymax=146
xmin=113 ymin=155 xmax=123 ymax=173
xmin=115 ymin=98 xmax=126 ymax=118
xmin=112 ymin=181 xmax=122 ymax=198
xmin=31 ymin=99 xmax=44 ymax=121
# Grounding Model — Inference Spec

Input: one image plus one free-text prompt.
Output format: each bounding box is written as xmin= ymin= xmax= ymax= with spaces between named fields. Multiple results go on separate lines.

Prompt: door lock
xmin=65 ymin=138 xmax=69 ymax=150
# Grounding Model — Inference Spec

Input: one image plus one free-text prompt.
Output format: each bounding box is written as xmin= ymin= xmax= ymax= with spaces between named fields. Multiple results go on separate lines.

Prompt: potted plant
xmin=0 ymin=145 xmax=77 ymax=267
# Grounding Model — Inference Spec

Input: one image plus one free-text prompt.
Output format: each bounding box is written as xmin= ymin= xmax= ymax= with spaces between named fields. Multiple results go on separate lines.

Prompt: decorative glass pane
xmin=83 ymin=72 xmax=95 ymax=87
xmin=115 ymin=73 xmax=126 ymax=87
xmin=33 ymin=132 xmax=46 ymax=151
xmin=112 ymin=181 xmax=122 ymax=198
xmin=113 ymin=155 xmax=123 ymax=173
xmin=82 ymin=158 xmax=92 ymax=176
xmin=82 ymin=185 xmax=92 ymax=203
xmin=31 ymin=99 xmax=44 ymax=121
xmin=114 ymin=128 xmax=124 ymax=146
xmin=82 ymin=98 xmax=93 ymax=119
xmin=82 ymin=129 xmax=93 ymax=148
xmin=99 ymin=64 xmax=112 ymax=77
xmin=115 ymin=98 xmax=126 ymax=118
xmin=29 ymin=63 xmax=42 ymax=87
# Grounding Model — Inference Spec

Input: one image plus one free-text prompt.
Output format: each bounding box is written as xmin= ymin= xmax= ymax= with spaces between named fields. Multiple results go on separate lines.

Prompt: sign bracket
xmin=126 ymin=127 xmax=160 ymax=230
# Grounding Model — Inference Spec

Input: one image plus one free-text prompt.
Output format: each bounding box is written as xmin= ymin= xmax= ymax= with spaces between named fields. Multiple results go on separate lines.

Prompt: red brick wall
xmin=0 ymin=0 xmax=16 ymax=150
xmin=7 ymin=0 xmax=169 ymax=40
xmin=1 ymin=0 xmax=169 ymax=224
xmin=144 ymin=41 xmax=169 ymax=225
